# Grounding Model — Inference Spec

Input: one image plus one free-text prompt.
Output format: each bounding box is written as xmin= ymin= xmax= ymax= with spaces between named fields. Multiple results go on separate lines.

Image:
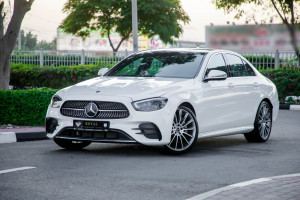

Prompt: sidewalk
xmin=0 ymin=125 xmax=46 ymax=143
xmin=188 ymin=173 xmax=300 ymax=200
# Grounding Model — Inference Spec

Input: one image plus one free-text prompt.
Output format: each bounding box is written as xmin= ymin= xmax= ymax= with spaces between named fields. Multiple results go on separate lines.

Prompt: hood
xmin=59 ymin=76 xmax=194 ymax=101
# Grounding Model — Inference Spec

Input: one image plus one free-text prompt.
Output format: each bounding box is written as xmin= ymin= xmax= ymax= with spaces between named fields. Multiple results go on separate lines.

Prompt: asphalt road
xmin=0 ymin=110 xmax=299 ymax=200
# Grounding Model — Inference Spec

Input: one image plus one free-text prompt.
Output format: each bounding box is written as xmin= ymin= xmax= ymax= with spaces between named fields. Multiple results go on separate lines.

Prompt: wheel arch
xmin=179 ymin=102 xmax=196 ymax=116
xmin=262 ymin=98 xmax=273 ymax=109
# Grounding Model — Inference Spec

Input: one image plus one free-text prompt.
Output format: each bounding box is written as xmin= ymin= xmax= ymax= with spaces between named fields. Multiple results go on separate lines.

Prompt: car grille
xmin=60 ymin=101 xmax=130 ymax=119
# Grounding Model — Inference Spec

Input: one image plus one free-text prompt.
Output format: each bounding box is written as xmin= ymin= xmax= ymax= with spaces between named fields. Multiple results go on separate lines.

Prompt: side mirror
xmin=204 ymin=70 xmax=227 ymax=82
xmin=98 ymin=68 xmax=109 ymax=76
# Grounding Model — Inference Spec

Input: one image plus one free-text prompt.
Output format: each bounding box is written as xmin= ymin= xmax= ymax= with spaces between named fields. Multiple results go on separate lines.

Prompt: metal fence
xmin=238 ymin=50 xmax=299 ymax=70
xmin=10 ymin=49 xmax=299 ymax=70
xmin=10 ymin=50 xmax=132 ymax=67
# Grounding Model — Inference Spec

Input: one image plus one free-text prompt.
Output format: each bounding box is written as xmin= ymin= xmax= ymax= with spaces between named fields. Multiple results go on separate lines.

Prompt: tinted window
xmin=106 ymin=51 xmax=205 ymax=78
xmin=226 ymin=54 xmax=247 ymax=77
xmin=205 ymin=54 xmax=228 ymax=77
xmin=115 ymin=58 xmax=143 ymax=76
xmin=242 ymin=60 xmax=256 ymax=76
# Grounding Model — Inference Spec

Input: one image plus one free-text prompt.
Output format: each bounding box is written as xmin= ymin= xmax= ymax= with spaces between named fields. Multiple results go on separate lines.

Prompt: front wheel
xmin=164 ymin=106 xmax=198 ymax=154
xmin=54 ymin=139 xmax=91 ymax=150
xmin=244 ymin=101 xmax=272 ymax=142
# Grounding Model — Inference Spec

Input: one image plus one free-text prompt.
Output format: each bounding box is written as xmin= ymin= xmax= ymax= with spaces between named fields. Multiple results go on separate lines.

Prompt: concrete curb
xmin=187 ymin=173 xmax=300 ymax=200
xmin=0 ymin=131 xmax=47 ymax=144
xmin=279 ymin=104 xmax=300 ymax=111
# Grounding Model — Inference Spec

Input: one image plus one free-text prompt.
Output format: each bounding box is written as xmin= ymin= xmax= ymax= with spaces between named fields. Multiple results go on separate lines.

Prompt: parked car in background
xmin=46 ymin=49 xmax=279 ymax=154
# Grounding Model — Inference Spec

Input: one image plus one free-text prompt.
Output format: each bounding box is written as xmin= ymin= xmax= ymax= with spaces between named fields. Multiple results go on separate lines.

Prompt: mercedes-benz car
xmin=46 ymin=49 xmax=279 ymax=153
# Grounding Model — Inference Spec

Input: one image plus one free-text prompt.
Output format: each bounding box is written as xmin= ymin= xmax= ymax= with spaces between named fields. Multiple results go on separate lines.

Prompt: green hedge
xmin=10 ymin=63 xmax=114 ymax=89
xmin=0 ymin=88 xmax=59 ymax=126
xmin=260 ymin=69 xmax=300 ymax=103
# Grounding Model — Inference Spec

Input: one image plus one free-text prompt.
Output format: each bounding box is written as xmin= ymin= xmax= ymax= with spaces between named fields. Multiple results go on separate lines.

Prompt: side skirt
xmin=198 ymin=126 xmax=254 ymax=139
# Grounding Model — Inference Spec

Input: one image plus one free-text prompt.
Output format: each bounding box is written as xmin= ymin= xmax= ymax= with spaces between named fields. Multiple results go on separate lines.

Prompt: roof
xmin=135 ymin=48 xmax=237 ymax=55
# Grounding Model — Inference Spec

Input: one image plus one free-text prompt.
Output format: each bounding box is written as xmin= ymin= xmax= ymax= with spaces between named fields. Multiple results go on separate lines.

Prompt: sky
xmin=14 ymin=0 xmax=248 ymax=42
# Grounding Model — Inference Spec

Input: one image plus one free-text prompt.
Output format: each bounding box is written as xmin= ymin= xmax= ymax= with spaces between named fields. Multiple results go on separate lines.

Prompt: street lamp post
xmin=132 ymin=0 xmax=138 ymax=52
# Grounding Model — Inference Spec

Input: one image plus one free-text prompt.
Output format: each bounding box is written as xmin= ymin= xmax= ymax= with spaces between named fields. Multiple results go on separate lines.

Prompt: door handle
xmin=228 ymin=83 xmax=234 ymax=88
xmin=254 ymin=82 xmax=259 ymax=87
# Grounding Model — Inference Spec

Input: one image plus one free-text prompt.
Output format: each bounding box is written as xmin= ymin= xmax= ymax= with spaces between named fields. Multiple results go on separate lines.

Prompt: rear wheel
xmin=165 ymin=106 xmax=198 ymax=154
xmin=54 ymin=139 xmax=91 ymax=150
xmin=244 ymin=101 xmax=272 ymax=142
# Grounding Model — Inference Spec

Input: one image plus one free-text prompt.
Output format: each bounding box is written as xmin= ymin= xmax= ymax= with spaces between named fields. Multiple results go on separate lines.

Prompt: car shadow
xmin=49 ymin=135 xmax=256 ymax=157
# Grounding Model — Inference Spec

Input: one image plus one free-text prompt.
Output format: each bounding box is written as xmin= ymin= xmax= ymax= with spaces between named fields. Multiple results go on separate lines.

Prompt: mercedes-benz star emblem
xmin=84 ymin=102 xmax=98 ymax=117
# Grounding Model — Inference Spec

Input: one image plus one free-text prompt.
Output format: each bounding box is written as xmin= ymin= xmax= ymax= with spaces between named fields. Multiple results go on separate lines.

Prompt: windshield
xmin=106 ymin=51 xmax=205 ymax=78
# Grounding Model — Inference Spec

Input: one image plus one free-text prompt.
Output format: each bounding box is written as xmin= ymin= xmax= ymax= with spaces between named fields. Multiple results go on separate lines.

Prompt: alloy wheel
xmin=258 ymin=103 xmax=272 ymax=140
xmin=167 ymin=107 xmax=197 ymax=152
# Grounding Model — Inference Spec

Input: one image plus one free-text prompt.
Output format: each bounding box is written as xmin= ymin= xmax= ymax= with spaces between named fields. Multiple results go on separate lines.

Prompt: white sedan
xmin=46 ymin=49 xmax=279 ymax=154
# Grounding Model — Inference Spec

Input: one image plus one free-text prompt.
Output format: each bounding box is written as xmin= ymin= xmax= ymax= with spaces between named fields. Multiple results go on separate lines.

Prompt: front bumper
xmin=46 ymin=96 xmax=174 ymax=146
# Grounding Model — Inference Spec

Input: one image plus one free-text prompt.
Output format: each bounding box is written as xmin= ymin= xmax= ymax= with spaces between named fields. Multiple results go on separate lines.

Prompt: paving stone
xmin=203 ymin=175 xmax=300 ymax=200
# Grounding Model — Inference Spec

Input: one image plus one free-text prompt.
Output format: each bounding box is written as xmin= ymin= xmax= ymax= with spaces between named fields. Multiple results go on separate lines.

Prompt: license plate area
xmin=73 ymin=120 xmax=110 ymax=129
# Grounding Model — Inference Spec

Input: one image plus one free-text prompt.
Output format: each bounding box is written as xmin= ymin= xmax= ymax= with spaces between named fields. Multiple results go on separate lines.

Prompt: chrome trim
xmin=61 ymin=108 xmax=128 ymax=112
xmin=55 ymin=136 xmax=137 ymax=144
xmin=62 ymin=108 xmax=84 ymax=111
xmin=84 ymin=102 xmax=99 ymax=117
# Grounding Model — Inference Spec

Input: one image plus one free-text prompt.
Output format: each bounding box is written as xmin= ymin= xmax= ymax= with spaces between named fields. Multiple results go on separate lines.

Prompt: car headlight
xmin=50 ymin=94 xmax=62 ymax=108
xmin=132 ymin=97 xmax=168 ymax=111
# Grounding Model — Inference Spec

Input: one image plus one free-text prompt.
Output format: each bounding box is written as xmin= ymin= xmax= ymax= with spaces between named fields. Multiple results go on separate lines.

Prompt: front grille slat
xmin=60 ymin=101 xmax=130 ymax=119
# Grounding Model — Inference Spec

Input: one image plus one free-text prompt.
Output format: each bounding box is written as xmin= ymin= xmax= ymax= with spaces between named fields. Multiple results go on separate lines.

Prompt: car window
xmin=116 ymin=58 xmax=143 ymax=76
xmin=107 ymin=51 xmax=205 ymax=78
xmin=242 ymin=60 xmax=256 ymax=76
xmin=148 ymin=58 xmax=164 ymax=75
xmin=205 ymin=54 xmax=228 ymax=77
xmin=226 ymin=54 xmax=247 ymax=77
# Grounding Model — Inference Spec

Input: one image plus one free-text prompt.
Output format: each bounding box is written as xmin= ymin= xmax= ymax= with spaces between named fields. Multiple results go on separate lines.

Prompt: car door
xmin=196 ymin=53 xmax=238 ymax=134
xmin=224 ymin=53 xmax=261 ymax=127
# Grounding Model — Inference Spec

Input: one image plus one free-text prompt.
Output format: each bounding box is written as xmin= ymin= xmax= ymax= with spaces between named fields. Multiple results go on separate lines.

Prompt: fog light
xmin=135 ymin=123 xmax=162 ymax=140
xmin=46 ymin=118 xmax=58 ymax=134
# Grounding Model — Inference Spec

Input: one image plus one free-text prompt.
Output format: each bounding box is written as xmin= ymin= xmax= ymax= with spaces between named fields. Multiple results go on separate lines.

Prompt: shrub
xmin=260 ymin=69 xmax=300 ymax=103
xmin=0 ymin=88 xmax=59 ymax=126
xmin=10 ymin=63 xmax=115 ymax=89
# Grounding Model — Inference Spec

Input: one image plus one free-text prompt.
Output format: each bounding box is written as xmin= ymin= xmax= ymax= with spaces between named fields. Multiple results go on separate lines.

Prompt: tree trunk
xmin=288 ymin=25 xmax=300 ymax=66
xmin=106 ymin=28 xmax=130 ymax=56
xmin=270 ymin=0 xmax=300 ymax=66
xmin=0 ymin=52 xmax=10 ymax=89
xmin=0 ymin=0 xmax=34 ymax=90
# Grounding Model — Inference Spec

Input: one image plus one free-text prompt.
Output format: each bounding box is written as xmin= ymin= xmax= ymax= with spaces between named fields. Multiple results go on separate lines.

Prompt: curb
xmin=279 ymin=104 xmax=300 ymax=111
xmin=0 ymin=131 xmax=47 ymax=144
xmin=187 ymin=173 xmax=300 ymax=200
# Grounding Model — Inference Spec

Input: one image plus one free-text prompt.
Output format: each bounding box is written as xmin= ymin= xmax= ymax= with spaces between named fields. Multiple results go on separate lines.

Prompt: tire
xmin=54 ymin=139 xmax=91 ymax=150
xmin=244 ymin=101 xmax=272 ymax=142
xmin=164 ymin=106 xmax=198 ymax=154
